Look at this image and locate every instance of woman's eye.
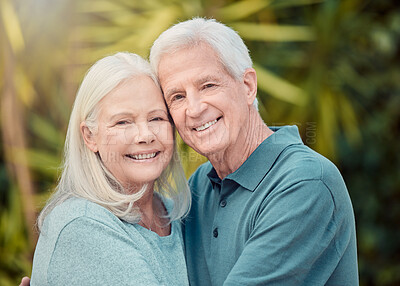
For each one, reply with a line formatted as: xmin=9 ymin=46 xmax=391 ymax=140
xmin=151 ymin=117 xmax=164 ymax=122
xmin=116 ymin=120 xmax=129 ymax=125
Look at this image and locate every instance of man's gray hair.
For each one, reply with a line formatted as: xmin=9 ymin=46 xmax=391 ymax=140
xmin=150 ymin=17 xmax=258 ymax=109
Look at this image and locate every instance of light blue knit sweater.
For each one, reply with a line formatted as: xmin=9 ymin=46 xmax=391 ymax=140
xmin=31 ymin=197 xmax=189 ymax=285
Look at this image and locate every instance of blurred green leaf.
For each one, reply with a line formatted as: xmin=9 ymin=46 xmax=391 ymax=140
xmin=0 ymin=0 xmax=24 ymax=53
xmin=217 ymin=0 xmax=271 ymax=21
xmin=232 ymin=23 xmax=315 ymax=42
xmin=254 ymin=63 xmax=307 ymax=105
xmin=76 ymin=0 xmax=127 ymax=13
xmin=25 ymin=149 xmax=61 ymax=178
xmin=30 ymin=114 xmax=64 ymax=150
xmin=270 ymin=0 xmax=324 ymax=9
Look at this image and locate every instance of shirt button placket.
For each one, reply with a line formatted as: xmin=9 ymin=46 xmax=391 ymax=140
xmin=213 ymin=198 xmax=226 ymax=239
xmin=220 ymin=199 xmax=227 ymax=208
xmin=213 ymin=227 xmax=218 ymax=238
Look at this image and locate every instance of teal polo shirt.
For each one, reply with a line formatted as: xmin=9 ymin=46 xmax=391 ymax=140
xmin=184 ymin=125 xmax=358 ymax=286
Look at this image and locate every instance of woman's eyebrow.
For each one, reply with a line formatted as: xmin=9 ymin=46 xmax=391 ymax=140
xmin=108 ymin=112 xmax=133 ymax=121
xmin=148 ymin=109 xmax=168 ymax=116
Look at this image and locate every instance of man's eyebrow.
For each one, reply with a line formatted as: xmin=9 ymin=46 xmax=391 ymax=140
xmin=194 ymin=75 xmax=219 ymax=86
xmin=164 ymin=76 xmax=220 ymax=99
xmin=164 ymin=88 xmax=183 ymax=99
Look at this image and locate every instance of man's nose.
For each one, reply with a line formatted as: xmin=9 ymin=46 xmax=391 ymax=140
xmin=186 ymin=92 xmax=206 ymax=118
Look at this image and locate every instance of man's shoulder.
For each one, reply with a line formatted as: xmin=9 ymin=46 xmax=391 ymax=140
xmin=189 ymin=161 xmax=213 ymax=184
xmin=275 ymin=144 xmax=342 ymax=182
xmin=261 ymin=144 xmax=350 ymax=207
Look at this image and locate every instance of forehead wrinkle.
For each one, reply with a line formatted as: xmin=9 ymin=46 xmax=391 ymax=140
xmin=149 ymin=109 xmax=168 ymax=116
xmin=107 ymin=106 xmax=168 ymax=119
xmin=107 ymin=111 xmax=135 ymax=121
xmin=194 ymin=75 xmax=220 ymax=86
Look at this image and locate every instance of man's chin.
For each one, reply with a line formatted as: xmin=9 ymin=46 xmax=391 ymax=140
xmin=183 ymin=135 xmax=227 ymax=157
xmin=192 ymin=145 xmax=223 ymax=158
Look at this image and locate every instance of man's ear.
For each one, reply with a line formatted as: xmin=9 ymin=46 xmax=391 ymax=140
xmin=80 ymin=122 xmax=98 ymax=152
xmin=242 ymin=68 xmax=258 ymax=106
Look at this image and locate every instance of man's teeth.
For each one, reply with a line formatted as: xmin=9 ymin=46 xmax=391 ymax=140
xmin=131 ymin=152 xmax=157 ymax=160
xmin=195 ymin=119 xmax=218 ymax=131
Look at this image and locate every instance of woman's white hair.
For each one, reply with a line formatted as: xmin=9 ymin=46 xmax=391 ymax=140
xmin=150 ymin=17 xmax=258 ymax=109
xmin=37 ymin=52 xmax=191 ymax=230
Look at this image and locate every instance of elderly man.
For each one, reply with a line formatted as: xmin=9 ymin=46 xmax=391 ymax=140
xmin=150 ymin=18 xmax=358 ymax=285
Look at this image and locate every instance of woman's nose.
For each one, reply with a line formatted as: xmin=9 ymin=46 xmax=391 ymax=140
xmin=135 ymin=123 xmax=156 ymax=144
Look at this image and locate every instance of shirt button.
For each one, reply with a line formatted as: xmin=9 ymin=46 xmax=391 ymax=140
xmin=220 ymin=199 xmax=227 ymax=208
xmin=213 ymin=228 xmax=218 ymax=238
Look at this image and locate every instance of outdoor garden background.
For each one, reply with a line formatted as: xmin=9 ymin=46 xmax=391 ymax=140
xmin=0 ymin=0 xmax=399 ymax=285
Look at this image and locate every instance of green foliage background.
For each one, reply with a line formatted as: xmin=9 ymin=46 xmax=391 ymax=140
xmin=0 ymin=0 xmax=399 ymax=285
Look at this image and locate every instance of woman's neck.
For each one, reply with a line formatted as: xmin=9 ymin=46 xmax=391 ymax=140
xmin=137 ymin=191 xmax=171 ymax=236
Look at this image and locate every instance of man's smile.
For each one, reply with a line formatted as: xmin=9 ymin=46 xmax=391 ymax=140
xmin=193 ymin=117 xmax=222 ymax=132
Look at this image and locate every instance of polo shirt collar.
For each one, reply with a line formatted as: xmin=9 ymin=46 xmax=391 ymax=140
xmin=207 ymin=125 xmax=304 ymax=191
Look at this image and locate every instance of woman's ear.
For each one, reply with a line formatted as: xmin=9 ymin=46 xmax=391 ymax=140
xmin=242 ymin=68 xmax=258 ymax=106
xmin=80 ymin=122 xmax=98 ymax=152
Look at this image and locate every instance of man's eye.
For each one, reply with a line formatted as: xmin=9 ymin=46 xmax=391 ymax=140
xmin=203 ymin=83 xmax=215 ymax=89
xmin=171 ymin=94 xmax=184 ymax=102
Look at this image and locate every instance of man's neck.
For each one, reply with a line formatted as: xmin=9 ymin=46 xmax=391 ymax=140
xmin=208 ymin=110 xmax=273 ymax=179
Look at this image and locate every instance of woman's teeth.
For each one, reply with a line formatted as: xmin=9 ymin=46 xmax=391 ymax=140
xmin=130 ymin=152 xmax=157 ymax=160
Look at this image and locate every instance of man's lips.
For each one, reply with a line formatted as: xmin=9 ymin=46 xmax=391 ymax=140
xmin=193 ymin=117 xmax=222 ymax=131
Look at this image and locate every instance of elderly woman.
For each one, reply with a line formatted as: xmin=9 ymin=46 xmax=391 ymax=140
xmin=30 ymin=52 xmax=191 ymax=285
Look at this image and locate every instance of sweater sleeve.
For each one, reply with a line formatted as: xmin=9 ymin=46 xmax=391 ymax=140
xmin=47 ymin=216 xmax=160 ymax=285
